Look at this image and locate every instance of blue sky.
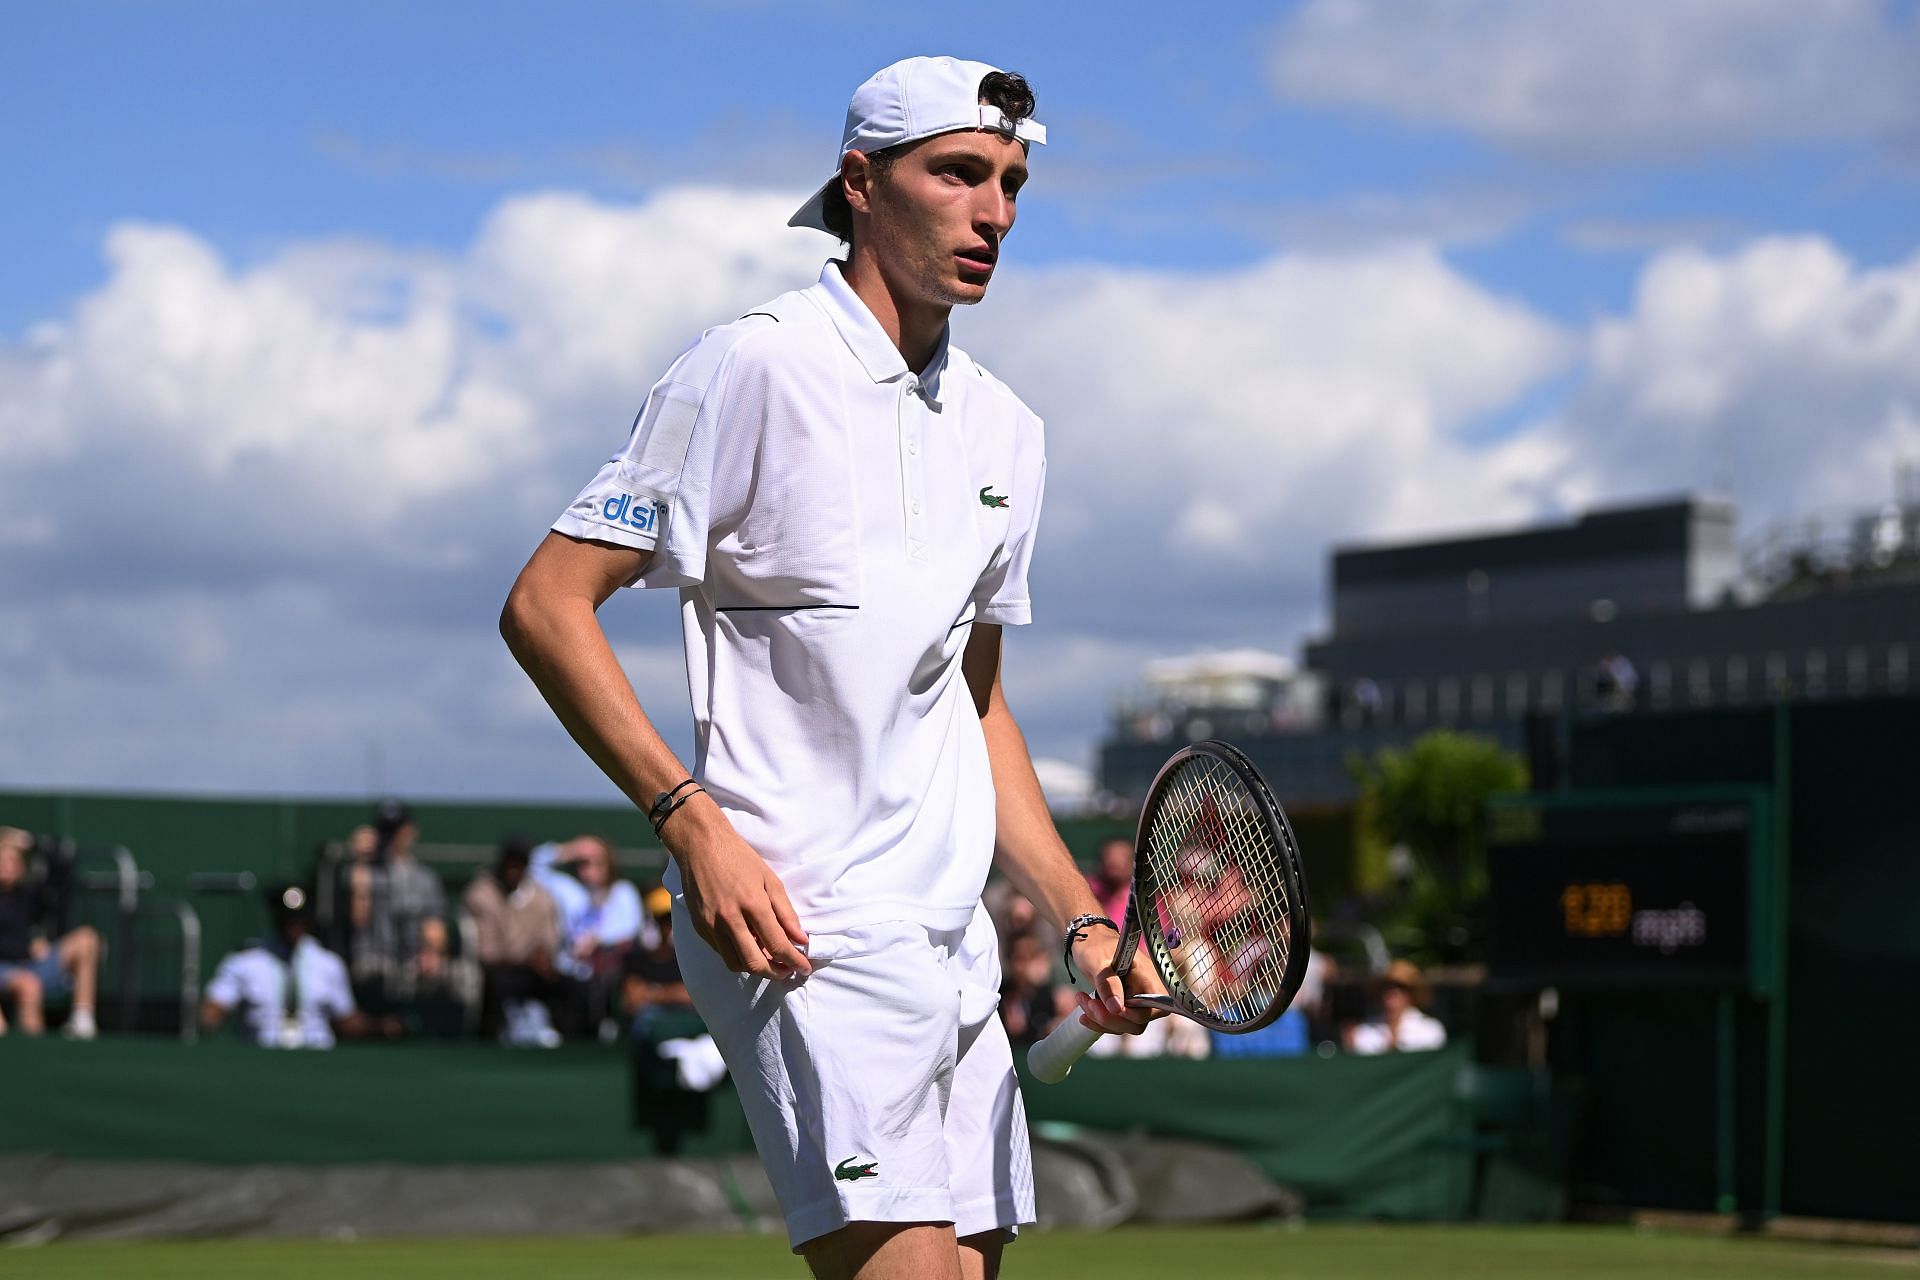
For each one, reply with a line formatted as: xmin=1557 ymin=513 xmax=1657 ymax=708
xmin=11 ymin=1 xmax=1916 ymax=333
xmin=4 ymin=1 xmax=1920 ymax=803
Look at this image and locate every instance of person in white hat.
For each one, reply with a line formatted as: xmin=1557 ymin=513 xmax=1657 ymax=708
xmin=502 ymin=55 xmax=1158 ymax=1278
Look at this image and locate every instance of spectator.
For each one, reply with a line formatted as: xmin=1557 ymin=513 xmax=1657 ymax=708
xmin=532 ymin=835 xmax=644 ymax=1031
xmin=1345 ymin=959 xmax=1447 ymax=1055
xmin=1086 ymin=835 xmax=1132 ymax=927
xmin=981 ymin=879 xmax=1060 ymax=974
xmin=623 ymin=887 xmax=714 ymax=1155
xmin=201 ymin=885 xmax=400 ymax=1048
xmin=464 ymin=839 xmax=570 ymax=1047
xmin=351 ymin=801 xmax=450 ymax=1003
xmin=334 ymin=823 xmax=380 ymax=956
xmin=622 ymin=886 xmax=694 ymax=1035
xmin=998 ymin=931 xmax=1075 ymax=1050
xmin=1595 ymin=652 xmax=1639 ymax=711
xmin=0 ymin=828 xmax=100 ymax=1040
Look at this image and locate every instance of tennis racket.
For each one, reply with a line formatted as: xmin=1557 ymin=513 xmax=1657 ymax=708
xmin=1028 ymin=739 xmax=1311 ymax=1084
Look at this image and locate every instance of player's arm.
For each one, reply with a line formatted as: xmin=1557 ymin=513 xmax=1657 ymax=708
xmin=500 ymin=532 xmax=810 ymax=980
xmin=962 ymin=623 xmax=1156 ymax=1036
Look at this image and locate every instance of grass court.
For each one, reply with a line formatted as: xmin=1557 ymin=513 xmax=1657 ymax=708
xmin=5 ymin=1225 xmax=1909 ymax=1279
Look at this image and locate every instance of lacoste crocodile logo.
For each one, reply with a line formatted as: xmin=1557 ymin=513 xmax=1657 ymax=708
xmin=834 ymin=1156 xmax=879 ymax=1182
xmin=979 ymin=486 xmax=1010 ymax=509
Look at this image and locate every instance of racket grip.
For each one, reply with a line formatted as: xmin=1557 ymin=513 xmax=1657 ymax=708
xmin=1027 ymin=1013 xmax=1104 ymax=1084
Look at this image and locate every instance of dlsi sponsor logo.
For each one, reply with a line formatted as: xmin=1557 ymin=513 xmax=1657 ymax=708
xmin=601 ymin=493 xmax=660 ymax=534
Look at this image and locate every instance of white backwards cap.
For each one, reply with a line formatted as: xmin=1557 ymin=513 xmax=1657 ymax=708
xmin=789 ymin=55 xmax=1047 ymax=233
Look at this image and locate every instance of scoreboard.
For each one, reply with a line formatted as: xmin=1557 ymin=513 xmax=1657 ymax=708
xmin=1486 ymin=789 xmax=1775 ymax=991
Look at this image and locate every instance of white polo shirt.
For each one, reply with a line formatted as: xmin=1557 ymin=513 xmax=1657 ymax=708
xmin=553 ymin=262 xmax=1046 ymax=932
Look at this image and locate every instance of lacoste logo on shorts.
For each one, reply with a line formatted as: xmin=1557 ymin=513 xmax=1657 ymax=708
xmin=834 ymin=1155 xmax=880 ymax=1182
xmin=978 ymin=486 xmax=1010 ymax=509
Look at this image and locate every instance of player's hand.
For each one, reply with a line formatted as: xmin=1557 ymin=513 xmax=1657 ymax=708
xmin=1068 ymin=927 xmax=1165 ymax=1037
xmin=668 ymin=798 xmax=811 ymax=981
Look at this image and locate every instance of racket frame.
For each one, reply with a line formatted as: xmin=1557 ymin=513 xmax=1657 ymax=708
xmin=1028 ymin=740 xmax=1312 ymax=1083
xmin=1127 ymin=738 xmax=1312 ymax=1033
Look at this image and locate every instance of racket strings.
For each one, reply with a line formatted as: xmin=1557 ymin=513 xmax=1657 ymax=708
xmin=1140 ymin=755 xmax=1300 ymax=1026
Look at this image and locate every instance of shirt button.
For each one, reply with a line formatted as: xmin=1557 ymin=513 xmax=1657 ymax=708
xmin=908 ymin=441 xmax=919 ymax=455
xmin=911 ymin=502 xmax=921 ymax=515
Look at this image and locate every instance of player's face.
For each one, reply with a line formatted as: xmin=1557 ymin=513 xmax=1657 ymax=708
xmin=861 ymin=129 xmax=1028 ymax=308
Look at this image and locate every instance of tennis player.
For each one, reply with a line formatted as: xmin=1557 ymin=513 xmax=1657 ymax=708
xmin=502 ymin=56 xmax=1157 ymax=1279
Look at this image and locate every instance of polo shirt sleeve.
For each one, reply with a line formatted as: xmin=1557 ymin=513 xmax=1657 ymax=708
xmin=973 ymin=416 xmax=1047 ymax=626
xmin=550 ymin=325 xmax=761 ymax=591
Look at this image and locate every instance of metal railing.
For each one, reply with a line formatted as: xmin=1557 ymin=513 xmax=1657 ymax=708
xmin=70 ymin=842 xmax=148 ymax=1033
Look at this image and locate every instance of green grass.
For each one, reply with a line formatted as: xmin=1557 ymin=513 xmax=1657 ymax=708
xmin=2 ymin=1226 xmax=1909 ymax=1279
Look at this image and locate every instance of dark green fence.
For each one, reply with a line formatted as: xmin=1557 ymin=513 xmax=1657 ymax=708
xmin=1553 ymin=695 xmax=1920 ymax=1225
xmin=0 ymin=788 xmax=1351 ymax=1031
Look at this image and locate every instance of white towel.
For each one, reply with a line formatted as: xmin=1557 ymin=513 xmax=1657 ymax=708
xmin=658 ymin=1034 xmax=729 ymax=1091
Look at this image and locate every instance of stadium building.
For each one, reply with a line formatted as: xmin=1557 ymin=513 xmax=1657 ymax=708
xmin=1099 ymin=485 xmax=1920 ymax=806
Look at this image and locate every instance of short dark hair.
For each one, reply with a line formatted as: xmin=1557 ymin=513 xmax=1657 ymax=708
xmin=821 ymin=70 xmax=1037 ymax=245
xmin=496 ymin=837 xmax=533 ymax=874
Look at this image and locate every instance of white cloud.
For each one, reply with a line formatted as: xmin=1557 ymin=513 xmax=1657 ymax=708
xmin=4 ymin=189 xmax=1908 ymax=799
xmin=1534 ymin=236 xmax=1920 ymax=520
xmin=1031 ymin=757 xmax=1096 ymax=813
xmin=974 ymin=245 xmax=1572 ymax=566
xmin=1269 ymin=0 xmax=1920 ymax=159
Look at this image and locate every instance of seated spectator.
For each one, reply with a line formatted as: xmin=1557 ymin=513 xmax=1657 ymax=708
xmin=0 ymin=827 xmax=101 ymax=1040
xmin=332 ymin=823 xmax=380 ymax=956
xmin=201 ymin=885 xmax=401 ymax=1048
xmin=622 ymin=886 xmax=693 ymax=1033
xmin=465 ymin=839 xmax=572 ymax=1047
xmin=1086 ymin=835 xmax=1132 ymax=926
xmin=982 ymin=880 xmax=1061 ymax=974
xmin=532 ymin=835 xmax=644 ymax=1031
xmin=1345 ymin=959 xmax=1447 ymax=1055
xmin=349 ymin=802 xmax=451 ymax=1004
xmin=998 ymin=931 xmax=1075 ymax=1050
xmin=622 ymin=888 xmax=713 ymax=1155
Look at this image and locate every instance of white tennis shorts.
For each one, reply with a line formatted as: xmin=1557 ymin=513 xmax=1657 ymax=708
xmin=673 ymin=898 xmax=1036 ymax=1251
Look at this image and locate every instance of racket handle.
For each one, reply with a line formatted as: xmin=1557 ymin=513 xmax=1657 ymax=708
xmin=1027 ymin=1013 xmax=1104 ymax=1084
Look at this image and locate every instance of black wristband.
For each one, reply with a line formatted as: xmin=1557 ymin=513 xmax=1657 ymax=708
xmin=650 ymin=785 xmax=705 ymax=836
xmin=648 ymin=778 xmax=700 ymax=826
xmin=1062 ymin=913 xmax=1119 ymax=986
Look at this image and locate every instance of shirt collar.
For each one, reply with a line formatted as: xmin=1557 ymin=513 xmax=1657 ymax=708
xmin=817 ymin=261 xmax=950 ymax=404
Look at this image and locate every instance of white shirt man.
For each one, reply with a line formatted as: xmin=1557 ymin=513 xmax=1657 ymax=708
xmin=503 ymin=56 xmax=1159 ymax=1280
xmin=1348 ymin=1006 xmax=1448 ymax=1055
xmin=203 ymin=934 xmax=356 ymax=1050
xmin=530 ymin=838 xmax=646 ymax=979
